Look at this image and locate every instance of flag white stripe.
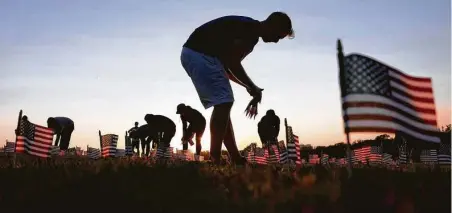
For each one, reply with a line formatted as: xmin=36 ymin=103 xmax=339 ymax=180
xmin=345 ymin=107 xmax=437 ymax=131
xmin=391 ymin=92 xmax=435 ymax=109
xmin=347 ymin=120 xmax=440 ymax=143
xmin=343 ymin=94 xmax=436 ymax=119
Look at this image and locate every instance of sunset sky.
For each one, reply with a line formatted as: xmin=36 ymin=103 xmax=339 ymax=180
xmin=0 ymin=0 xmax=450 ymax=152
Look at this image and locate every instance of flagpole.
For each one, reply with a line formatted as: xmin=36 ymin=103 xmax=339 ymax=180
xmin=337 ymin=39 xmax=353 ymax=178
xmin=98 ymin=130 xmax=102 ymax=158
xmin=284 ymin=118 xmax=289 ymax=150
xmin=284 ymin=118 xmax=291 ymax=165
xmin=14 ymin=110 xmax=23 ymax=148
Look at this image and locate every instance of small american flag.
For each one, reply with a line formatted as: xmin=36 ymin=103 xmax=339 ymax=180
xmin=4 ymin=142 xmax=15 ymax=153
xmin=254 ymin=147 xmax=267 ymax=165
xmin=49 ymin=145 xmax=61 ymax=156
xmin=266 ymin=145 xmax=280 ymax=164
xmin=420 ymin=149 xmax=438 ymax=164
xmin=398 ymin=136 xmax=408 ymax=164
xmin=337 ymin=158 xmax=346 ymax=166
xmin=66 ymin=147 xmax=77 ymax=156
xmin=286 ymin=127 xmax=296 ymax=160
xmin=354 ymin=146 xmax=382 ymax=164
xmin=278 ymin=141 xmax=288 ymax=164
xmin=340 ymin=53 xmax=439 ymax=143
xmin=101 ymin=134 xmax=118 ymax=157
xmin=115 ymin=149 xmax=126 ymax=157
xmin=178 ymin=150 xmax=193 ymax=161
xmin=125 ymin=135 xmax=133 ymax=156
xmin=382 ymin=153 xmax=393 ymax=165
xmin=438 ymin=142 xmax=451 ymax=165
xmin=309 ymin=154 xmax=320 ymax=164
xmin=286 ymin=126 xmax=301 ymax=165
xmin=16 ymin=119 xmax=54 ymax=158
xmin=328 ymin=157 xmax=336 ymax=165
xmin=87 ymin=147 xmax=101 ymax=159
xmin=321 ymin=154 xmax=329 ymax=165
xmin=156 ymin=146 xmax=173 ymax=159
xmin=247 ymin=150 xmax=256 ymax=164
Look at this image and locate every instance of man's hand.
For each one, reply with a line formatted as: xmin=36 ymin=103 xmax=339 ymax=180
xmin=244 ymin=86 xmax=263 ymax=119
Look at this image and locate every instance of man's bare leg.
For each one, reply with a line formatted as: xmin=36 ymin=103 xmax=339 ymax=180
xmin=195 ymin=136 xmax=202 ymax=155
xmin=223 ymin=117 xmax=245 ymax=164
xmin=210 ymin=102 xmax=233 ymax=164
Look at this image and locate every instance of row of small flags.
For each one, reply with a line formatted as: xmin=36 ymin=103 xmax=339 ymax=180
xmin=244 ymin=142 xmax=451 ymax=166
xmin=244 ymin=120 xmax=450 ymax=166
xmin=4 ymin=118 xmax=200 ymax=161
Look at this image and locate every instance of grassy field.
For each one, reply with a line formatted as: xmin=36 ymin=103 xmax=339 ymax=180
xmin=0 ymin=155 xmax=450 ymax=213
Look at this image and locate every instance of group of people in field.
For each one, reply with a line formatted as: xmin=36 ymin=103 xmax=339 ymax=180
xmin=29 ymin=12 xmax=294 ymax=165
xmin=126 ymin=105 xmax=281 ymax=159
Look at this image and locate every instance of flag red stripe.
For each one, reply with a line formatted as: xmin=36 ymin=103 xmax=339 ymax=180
xmin=390 ymin=77 xmax=433 ymax=93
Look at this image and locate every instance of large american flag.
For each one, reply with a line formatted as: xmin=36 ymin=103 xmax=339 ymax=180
xmin=101 ymin=134 xmax=118 ymax=157
xmin=340 ymin=54 xmax=439 ymax=143
xmin=16 ymin=119 xmax=54 ymax=158
xmin=353 ymin=146 xmax=382 ymax=164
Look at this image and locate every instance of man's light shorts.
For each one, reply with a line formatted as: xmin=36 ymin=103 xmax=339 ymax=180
xmin=180 ymin=47 xmax=234 ymax=109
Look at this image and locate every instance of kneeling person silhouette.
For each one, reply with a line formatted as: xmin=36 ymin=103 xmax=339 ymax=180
xmin=177 ymin=103 xmax=206 ymax=155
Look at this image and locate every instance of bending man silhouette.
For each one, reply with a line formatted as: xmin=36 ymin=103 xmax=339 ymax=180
xmin=47 ymin=117 xmax=75 ymax=150
xmin=180 ymin=12 xmax=294 ymax=164
xmin=177 ymin=103 xmax=206 ymax=155
xmin=127 ymin=122 xmax=141 ymax=155
xmin=258 ymin=109 xmax=280 ymax=147
xmin=129 ymin=124 xmax=158 ymax=157
xmin=144 ymin=114 xmax=176 ymax=154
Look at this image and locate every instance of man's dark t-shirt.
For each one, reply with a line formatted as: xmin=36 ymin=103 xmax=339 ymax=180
xmin=183 ymin=16 xmax=260 ymax=61
xmin=181 ymin=106 xmax=206 ymax=129
xmin=149 ymin=115 xmax=176 ymax=133
xmin=54 ymin=117 xmax=74 ymax=128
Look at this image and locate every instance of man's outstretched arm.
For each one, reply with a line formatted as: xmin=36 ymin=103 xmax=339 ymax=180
xmin=223 ymin=58 xmax=260 ymax=93
xmin=226 ymin=69 xmax=248 ymax=88
xmin=222 ymin=39 xmax=261 ymax=92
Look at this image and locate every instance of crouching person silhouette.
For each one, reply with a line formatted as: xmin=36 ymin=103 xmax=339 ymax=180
xmin=144 ymin=114 xmax=176 ymax=159
xmin=47 ymin=117 xmax=75 ymax=151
